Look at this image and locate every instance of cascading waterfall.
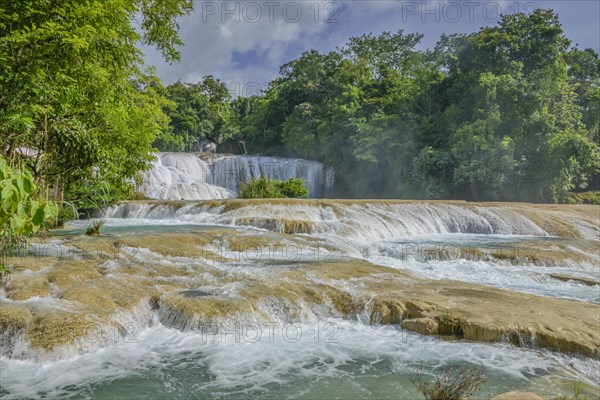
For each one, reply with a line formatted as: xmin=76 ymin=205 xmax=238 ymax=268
xmin=101 ymin=200 xmax=600 ymax=240
xmin=2 ymin=199 xmax=599 ymax=399
xmin=140 ymin=153 xmax=234 ymax=200
xmin=140 ymin=152 xmax=335 ymax=200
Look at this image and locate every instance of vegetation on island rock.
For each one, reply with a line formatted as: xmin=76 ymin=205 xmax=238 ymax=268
xmin=239 ymin=177 xmax=309 ymax=199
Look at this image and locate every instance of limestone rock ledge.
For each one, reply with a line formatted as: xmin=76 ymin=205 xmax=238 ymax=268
xmin=368 ymin=280 xmax=600 ymax=358
xmin=490 ymin=392 xmax=544 ymax=400
xmin=401 ymin=317 xmax=438 ymax=335
xmin=1 ymin=231 xmax=598 ymax=360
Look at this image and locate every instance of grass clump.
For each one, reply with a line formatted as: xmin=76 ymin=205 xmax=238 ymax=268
xmin=85 ymin=219 xmax=104 ymax=236
xmin=128 ymin=191 xmax=149 ymax=201
xmin=239 ymin=177 xmax=309 ymax=199
xmin=411 ymin=366 xmax=485 ymax=400
xmin=553 ymin=383 xmax=589 ymax=400
xmin=53 ymin=203 xmax=79 ymax=228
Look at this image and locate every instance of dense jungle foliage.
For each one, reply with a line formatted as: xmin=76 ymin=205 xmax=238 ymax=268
xmin=160 ymin=9 xmax=599 ymax=202
xmin=1 ymin=0 xmax=193 ymax=210
xmin=0 ymin=156 xmax=57 ymax=272
xmin=1 ymin=5 xmax=598 ymax=216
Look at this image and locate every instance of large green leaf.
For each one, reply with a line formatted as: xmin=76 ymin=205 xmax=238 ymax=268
xmin=22 ymin=175 xmax=33 ymax=194
xmin=1 ymin=185 xmax=14 ymax=212
xmin=32 ymin=206 xmax=46 ymax=226
xmin=10 ymin=214 xmax=25 ymax=232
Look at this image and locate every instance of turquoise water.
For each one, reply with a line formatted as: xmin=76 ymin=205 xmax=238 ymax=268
xmin=1 ymin=217 xmax=598 ymax=399
xmin=1 ymin=321 xmax=598 ymax=399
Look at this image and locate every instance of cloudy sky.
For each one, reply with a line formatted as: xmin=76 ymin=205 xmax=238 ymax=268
xmin=143 ymin=1 xmax=600 ymax=96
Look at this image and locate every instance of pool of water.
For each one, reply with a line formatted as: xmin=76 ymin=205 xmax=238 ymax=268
xmin=1 ymin=320 xmax=598 ymax=399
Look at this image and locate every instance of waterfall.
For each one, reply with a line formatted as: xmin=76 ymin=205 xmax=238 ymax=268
xmin=102 ymin=200 xmax=600 ymax=241
xmin=140 ymin=153 xmax=334 ymax=200
xmin=4 ymin=198 xmax=599 ymax=396
xmin=140 ymin=153 xmax=234 ymax=200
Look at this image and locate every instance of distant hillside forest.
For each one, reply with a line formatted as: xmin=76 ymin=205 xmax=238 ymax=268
xmin=2 ymin=4 xmax=599 ymax=207
xmin=157 ymin=10 xmax=599 ymax=202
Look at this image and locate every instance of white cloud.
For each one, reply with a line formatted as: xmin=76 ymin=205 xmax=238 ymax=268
xmin=145 ymin=1 xmax=339 ymax=86
xmin=144 ymin=0 xmax=600 ymax=87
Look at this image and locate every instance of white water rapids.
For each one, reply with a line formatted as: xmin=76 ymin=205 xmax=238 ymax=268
xmin=99 ymin=200 xmax=600 ymax=303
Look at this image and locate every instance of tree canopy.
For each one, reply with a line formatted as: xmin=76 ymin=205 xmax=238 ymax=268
xmin=1 ymin=5 xmax=597 ymax=206
xmin=227 ymin=9 xmax=599 ymax=202
xmin=0 ymin=0 xmax=193 ymax=208
xmin=155 ymin=77 xmax=240 ymax=151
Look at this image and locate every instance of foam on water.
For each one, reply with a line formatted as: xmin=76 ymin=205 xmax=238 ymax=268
xmin=371 ymin=255 xmax=600 ymax=302
xmin=101 ymin=200 xmax=600 ymax=240
xmin=0 ymin=295 xmax=79 ymax=313
xmin=1 ymin=320 xmax=597 ymax=399
xmin=363 ymin=234 xmax=600 ymax=303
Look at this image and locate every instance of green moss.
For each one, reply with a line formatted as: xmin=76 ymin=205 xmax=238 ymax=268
xmin=436 ymin=311 xmax=464 ymax=337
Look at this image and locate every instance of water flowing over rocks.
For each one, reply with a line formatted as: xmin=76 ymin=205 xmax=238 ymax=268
xmin=1 ymin=200 xmax=599 ymax=398
xmin=140 ymin=153 xmax=334 ymax=200
xmin=103 ymin=199 xmax=600 ymax=240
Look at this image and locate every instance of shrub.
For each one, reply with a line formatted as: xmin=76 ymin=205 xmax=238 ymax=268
xmin=239 ymin=177 xmax=309 ymax=198
xmin=275 ymin=178 xmax=309 ymax=198
xmin=0 ymin=156 xmax=57 ymax=272
xmin=411 ymin=366 xmax=485 ymax=400
xmin=564 ymin=191 xmax=600 ymax=205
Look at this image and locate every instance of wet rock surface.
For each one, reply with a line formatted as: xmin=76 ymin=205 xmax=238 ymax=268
xmin=490 ymin=391 xmax=545 ymax=400
xmin=1 ymin=201 xmax=599 ymax=363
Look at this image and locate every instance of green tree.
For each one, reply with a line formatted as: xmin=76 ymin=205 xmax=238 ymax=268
xmin=430 ymin=9 xmax=598 ymax=201
xmin=565 ymin=48 xmax=600 ymax=142
xmin=0 ymin=0 xmax=193 ymax=209
xmin=232 ymin=9 xmax=600 ymax=202
xmin=159 ymin=77 xmax=240 ymax=151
